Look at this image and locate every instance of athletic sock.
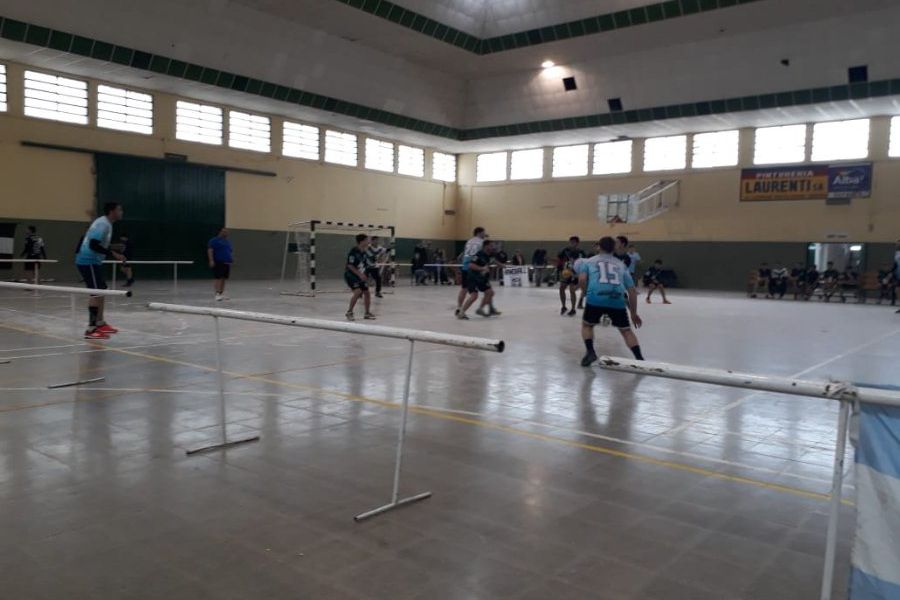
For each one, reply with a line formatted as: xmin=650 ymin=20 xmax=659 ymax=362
xmin=583 ymin=339 xmax=595 ymax=354
xmin=88 ymin=306 xmax=99 ymax=327
xmin=630 ymin=345 xmax=644 ymax=360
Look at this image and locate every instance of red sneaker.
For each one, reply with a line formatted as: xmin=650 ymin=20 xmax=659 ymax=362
xmin=96 ymin=323 xmax=119 ymax=334
xmin=84 ymin=329 xmax=110 ymax=340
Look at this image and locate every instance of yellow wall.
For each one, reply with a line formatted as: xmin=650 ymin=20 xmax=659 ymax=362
xmin=0 ymin=61 xmax=458 ymax=239
xmin=457 ymin=120 xmax=900 ymax=243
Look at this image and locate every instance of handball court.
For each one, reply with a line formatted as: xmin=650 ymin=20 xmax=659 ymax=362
xmin=1 ymin=281 xmax=897 ymax=600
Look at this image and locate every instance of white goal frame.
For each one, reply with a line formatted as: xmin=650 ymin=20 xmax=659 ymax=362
xmin=279 ymin=220 xmax=396 ymax=296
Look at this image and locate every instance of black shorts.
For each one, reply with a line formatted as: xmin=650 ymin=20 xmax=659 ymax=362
xmin=460 ymin=270 xmax=469 ymax=288
xmin=466 ymin=276 xmax=491 ymax=294
xmin=583 ymin=304 xmax=631 ymax=329
xmin=213 ymin=262 xmax=231 ymax=279
xmin=77 ymin=264 xmax=107 ymax=290
xmin=345 ymin=273 xmax=368 ymax=290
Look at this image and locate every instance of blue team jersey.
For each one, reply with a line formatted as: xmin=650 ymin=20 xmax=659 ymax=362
xmin=208 ymin=237 xmax=233 ymax=263
xmin=75 ymin=217 xmax=112 ymax=266
xmin=577 ymin=254 xmax=634 ymax=309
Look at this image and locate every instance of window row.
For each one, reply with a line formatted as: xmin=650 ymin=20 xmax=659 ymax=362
xmin=477 ymin=118 xmax=897 ymax=182
xmin=0 ymin=66 xmax=457 ymax=182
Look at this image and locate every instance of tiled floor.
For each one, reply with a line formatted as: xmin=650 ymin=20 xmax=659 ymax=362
xmin=1 ymin=279 xmax=897 ymax=599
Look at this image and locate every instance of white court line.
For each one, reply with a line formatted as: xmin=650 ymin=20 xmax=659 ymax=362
xmin=660 ymin=327 xmax=900 ymax=436
xmin=0 ymin=305 xmax=174 ymax=340
xmin=0 ymin=385 xmax=834 ymax=487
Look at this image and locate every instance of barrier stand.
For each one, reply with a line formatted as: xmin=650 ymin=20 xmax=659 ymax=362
xmin=0 ymin=259 xmax=59 ymax=292
xmin=104 ymin=260 xmax=194 ymax=292
xmin=147 ymin=302 xmax=505 ymax=519
xmin=0 ymin=281 xmax=131 ymax=387
xmin=597 ymin=356 xmax=900 ymax=600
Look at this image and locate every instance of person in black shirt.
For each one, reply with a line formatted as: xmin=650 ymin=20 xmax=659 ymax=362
xmin=751 ymin=262 xmax=771 ymax=298
xmin=791 ymin=263 xmax=807 ymax=300
xmin=558 ymin=236 xmax=585 ymax=316
xmin=803 ymin=266 xmax=820 ymax=301
xmin=613 ymin=236 xmax=633 ymax=270
xmin=838 ymin=265 xmax=859 ymax=303
xmin=345 ymin=234 xmax=375 ymax=321
xmin=364 ymin=235 xmax=386 ymax=298
xmin=116 ymin=234 xmax=135 ymax=287
xmin=877 ymin=263 xmax=897 ymax=305
xmin=643 ymin=259 xmax=671 ymax=304
xmin=769 ymin=263 xmax=789 ymax=299
xmin=821 ymin=262 xmax=839 ymax=302
xmin=20 ymin=225 xmax=47 ymax=280
xmin=458 ymin=239 xmax=500 ymax=319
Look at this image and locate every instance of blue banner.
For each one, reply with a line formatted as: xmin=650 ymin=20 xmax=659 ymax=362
xmin=827 ymin=163 xmax=872 ymax=199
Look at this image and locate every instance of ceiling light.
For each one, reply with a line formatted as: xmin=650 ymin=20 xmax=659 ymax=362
xmin=541 ymin=60 xmax=555 ymax=69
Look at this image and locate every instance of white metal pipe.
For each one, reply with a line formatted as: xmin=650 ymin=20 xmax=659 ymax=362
xmin=392 ymin=340 xmax=415 ymax=503
xmin=212 ymin=316 xmax=228 ymax=446
xmin=0 ymin=282 xmax=131 ymax=298
xmin=102 ymin=260 xmax=194 ymax=265
xmin=820 ymin=400 xmax=850 ymax=600
xmin=598 ymin=356 xmax=900 ymax=407
xmin=148 ymin=303 xmax=505 ymax=352
xmin=0 ymin=259 xmax=59 ymax=263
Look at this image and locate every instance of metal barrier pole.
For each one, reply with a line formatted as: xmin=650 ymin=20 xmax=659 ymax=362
xmin=820 ymin=399 xmax=851 ymax=600
xmin=185 ymin=315 xmax=260 ymax=455
xmin=355 ymin=339 xmax=432 ymax=521
xmin=111 ymin=262 xmax=117 ymax=290
xmin=173 ymin=263 xmax=179 ymax=293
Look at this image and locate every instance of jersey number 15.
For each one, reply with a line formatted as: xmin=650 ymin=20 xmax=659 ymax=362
xmin=595 ymin=263 xmax=621 ymax=285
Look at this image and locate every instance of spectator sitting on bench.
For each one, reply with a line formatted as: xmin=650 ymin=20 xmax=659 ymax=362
xmin=877 ymin=263 xmax=896 ymax=305
xmin=803 ymin=265 xmax=820 ymax=301
xmin=769 ymin=262 xmax=789 ymax=299
xmin=838 ymin=264 xmax=859 ymax=303
xmin=751 ymin=262 xmax=771 ymax=298
xmin=821 ymin=262 xmax=840 ymax=302
xmin=791 ymin=263 xmax=807 ymax=300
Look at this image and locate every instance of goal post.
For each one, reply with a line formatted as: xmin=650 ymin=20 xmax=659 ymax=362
xmin=280 ymin=220 xmax=396 ymax=296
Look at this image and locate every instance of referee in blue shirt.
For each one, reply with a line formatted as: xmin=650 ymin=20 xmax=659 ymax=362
xmin=207 ymin=227 xmax=233 ymax=301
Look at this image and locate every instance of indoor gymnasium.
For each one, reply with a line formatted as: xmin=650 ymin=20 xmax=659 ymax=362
xmin=2 ymin=1 xmax=900 ymax=599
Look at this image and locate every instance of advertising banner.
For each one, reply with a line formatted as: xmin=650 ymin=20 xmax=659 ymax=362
xmin=740 ymin=163 xmax=872 ymax=201
xmin=502 ymin=266 xmax=527 ymax=287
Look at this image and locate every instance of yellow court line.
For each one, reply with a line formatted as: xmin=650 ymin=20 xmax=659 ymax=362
xmin=0 ymin=321 xmax=851 ymax=505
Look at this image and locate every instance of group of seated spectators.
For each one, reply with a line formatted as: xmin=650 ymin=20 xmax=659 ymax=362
xmin=750 ymin=260 xmax=898 ymax=304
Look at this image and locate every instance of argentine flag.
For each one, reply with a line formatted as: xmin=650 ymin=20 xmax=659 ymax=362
xmin=850 ymin=402 xmax=900 ymax=599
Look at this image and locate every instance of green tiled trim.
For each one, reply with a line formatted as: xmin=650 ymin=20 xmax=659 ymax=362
xmin=458 ymin=78 xmax=900 ymax=140
xmin=0 ymin=16 xmax=459 ymax=139
xmin=2 ymin=15 xmax=900 ymax=143
xmin=332 ymin=0 xmax=764 ymax=54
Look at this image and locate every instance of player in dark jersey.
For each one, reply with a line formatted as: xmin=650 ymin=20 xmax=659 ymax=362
xmin=458 ymin=239 xmax=500 ymax=319
xmin=643 ymin=259 xmax=671 ymax=304
xmin=345 ymin=234 xmax=375 ymax=321
xmin=364 ymin=235 xmax=386 ymax=298
xmin=769 ymin=263 xmax=789 ymax=299
xmin=557 ymin=236 xmax=585 ymax=316
xmin=613 ymin=236 xmax=633 ymax=271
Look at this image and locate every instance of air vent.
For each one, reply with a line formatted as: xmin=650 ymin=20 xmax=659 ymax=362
xmin=848 ymin=65 xmax=868 ymax=84
xmin=562 ymin=77 xmax=577 ymax=91
xmin=608 ymin=98 xmax=623 ymax=112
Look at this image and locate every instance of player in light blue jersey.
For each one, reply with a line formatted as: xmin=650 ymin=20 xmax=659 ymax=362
xmin=576 ymin=236 xmax=644 ymax=367
xmin=456 ymin=226 xmax=486 ymax=315
xmin=75 ymin=202 xmax=126 ymax=339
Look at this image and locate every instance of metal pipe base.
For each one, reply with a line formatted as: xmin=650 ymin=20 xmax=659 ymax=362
xmin=47 ymin=377 xmax=105 ymax=389
xmin=185 ymin=435 xmax=261 ymax=456
xmin=353 ymin=491 xmax=432 ymax=522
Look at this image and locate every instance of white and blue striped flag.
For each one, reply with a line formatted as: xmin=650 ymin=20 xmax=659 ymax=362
xmin=850 ymin=402 xmax=900 ymax=599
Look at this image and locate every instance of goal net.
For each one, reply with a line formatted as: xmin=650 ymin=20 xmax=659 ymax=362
xmin=280 ymin=220 xmax=396 ymax=296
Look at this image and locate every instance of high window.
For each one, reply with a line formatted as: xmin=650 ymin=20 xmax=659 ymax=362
xmin=753 ymin=124 xmax=806 ymax=165
xmin=432 ymin=152 xmax=457 ymax=182
xmin=175 ymin=100 xmax=223 ymax=145
xmin=324 ymin=130 xmax=358 ymax=166
xmin=476 ymin=152 xmax=508 ymax=182
xmin=592 ymin=140 xmax=632 ymax=175
xmin=228 ymin=110 xmax=271 ymax=153
xmin=691 ymin=130 xmax=739 ymax=168
xmin=282 ymin=122 xmax=320 ymax=160
xmin=510 ymin=148 xmax=544 ymax=180
xmin=811 ymin=119 xmax=870 ymax=161
xmin=643 ymin=135 xmax=687 ymax=171
xmin=97 ymin=85 xmax=153 ymax=135
xmin=24 ymin=70 xmax=88 ymax=125
xmin=552 ymin=144 xmax=589 ymax=178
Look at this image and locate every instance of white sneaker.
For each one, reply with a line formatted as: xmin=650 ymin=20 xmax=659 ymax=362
xmin=215 ymin=293 xmax=223 ymax=301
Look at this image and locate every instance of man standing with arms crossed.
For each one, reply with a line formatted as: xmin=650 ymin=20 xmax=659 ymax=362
xmin=345 ymin=234 xmax=376 ymax=321
xmin=208 ymin=227 xmax=232 ymax=301
xmin=456 ymin=227 xmax=486 ymax=315
xmin=577 ymin=236 xmax=644 ymax=367
xmin=365 ymin=235 xmax=386 ymax=298
xmin=75 ymin=203 xmax=126 ymax=340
